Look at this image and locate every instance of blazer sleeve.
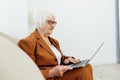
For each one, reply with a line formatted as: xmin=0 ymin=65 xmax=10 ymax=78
xmin=40 ymin=68 xmax=52 ymax=79
xmin=18 ymin=39 xmax=36 ymax=61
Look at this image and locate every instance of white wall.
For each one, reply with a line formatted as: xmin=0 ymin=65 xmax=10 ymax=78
xmin=0 ymin=0 xmax=28 ymax=38
xmin=0 ymin=0 xmax=3 ymax=31
xmin=29 ymin=0 xmax=117 ymax=65
xmin=0 ymin=0 xmax=117 ymax=65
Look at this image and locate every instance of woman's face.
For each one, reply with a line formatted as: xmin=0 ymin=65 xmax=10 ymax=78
xmin=43 ymin=16 xmax=57 ymax=35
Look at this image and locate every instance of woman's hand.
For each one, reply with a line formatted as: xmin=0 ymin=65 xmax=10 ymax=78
xmin=48 ymin=65 xmax=73 ymax=77
xmin=64 ymin=57 xmax=80 ymax=64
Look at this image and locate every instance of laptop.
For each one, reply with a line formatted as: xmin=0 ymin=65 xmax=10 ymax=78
xmin=65 ymin=42 xmax=104 ymax=68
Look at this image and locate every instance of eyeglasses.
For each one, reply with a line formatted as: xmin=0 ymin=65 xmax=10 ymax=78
xmin=47 ymin=20 xmax=57 ymax=26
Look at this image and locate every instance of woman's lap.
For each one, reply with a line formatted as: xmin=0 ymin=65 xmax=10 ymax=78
xmin=48 ymin=64 xmax=93 ymax=80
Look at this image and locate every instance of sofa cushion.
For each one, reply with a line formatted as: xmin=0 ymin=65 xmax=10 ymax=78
xmin=0 ymin=35 xmax=45 ymax=80
xmin=0 ymin=31 xmax=19 ymax=45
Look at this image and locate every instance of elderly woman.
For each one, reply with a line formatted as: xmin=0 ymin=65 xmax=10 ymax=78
xmin=18 ymin=11 xmax=93 ymax=80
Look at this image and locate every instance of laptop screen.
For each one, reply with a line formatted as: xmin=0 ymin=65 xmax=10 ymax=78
xmin=89 ymin=42 xmax=104 ymax=61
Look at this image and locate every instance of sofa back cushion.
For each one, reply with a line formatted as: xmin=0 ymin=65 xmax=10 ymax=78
xmin=0 ymin=34 xmax=45 ymax=80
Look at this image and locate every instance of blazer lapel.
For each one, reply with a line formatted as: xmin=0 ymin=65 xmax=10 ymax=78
xmin=33 ymin=29 xmax=56 ymax=57
xmin=49 ymin=37 xmax=61 ymax=53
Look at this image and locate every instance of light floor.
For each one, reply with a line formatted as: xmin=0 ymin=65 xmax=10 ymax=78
xmin=93 ymin=64 xmax=120 ymax=80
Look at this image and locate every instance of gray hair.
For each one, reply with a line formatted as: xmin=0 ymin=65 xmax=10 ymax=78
xmin=33 ymin=10 xmax=55 ymax=29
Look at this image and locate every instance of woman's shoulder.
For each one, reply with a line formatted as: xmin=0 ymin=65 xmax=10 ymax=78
xmin=49 ymin=36 xmax=58 ymax=42
xmin=19 ymin=32 xmax=37 ymax=45
xmin=49 ymin=36 xmax=60 ymax=46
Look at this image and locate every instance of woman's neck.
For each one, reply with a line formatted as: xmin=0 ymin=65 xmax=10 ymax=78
xmin=37 ymin=28 xmax=52 ymax=47
xmin=38 ymin=28 xmax=49 ymax=38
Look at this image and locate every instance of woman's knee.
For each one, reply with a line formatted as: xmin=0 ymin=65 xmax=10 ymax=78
xmin=76 ymin=66 xmax=93 ymax=80
xmin=86 ymin=64 xmax=93 ymax=73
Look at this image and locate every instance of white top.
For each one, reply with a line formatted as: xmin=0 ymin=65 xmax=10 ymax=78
xmin=51 ymin=45 xmax=62 ymax=64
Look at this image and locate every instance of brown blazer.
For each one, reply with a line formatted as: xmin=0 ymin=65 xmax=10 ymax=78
xmin=18 ymin=29 xmax=68 ymax=79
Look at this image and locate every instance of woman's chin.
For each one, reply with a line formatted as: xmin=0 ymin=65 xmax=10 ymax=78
xmin=48 ymin=31 xmax=52 ymax=35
